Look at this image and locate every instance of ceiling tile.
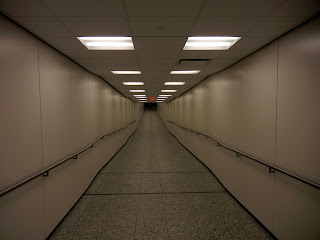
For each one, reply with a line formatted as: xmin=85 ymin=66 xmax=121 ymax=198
xmin=180 ymin=50 xmax=224 ymax=59
xmin=0 ymin=0 xmax=54 ymax=16
xmin=125 ymin=0 xmax=205 ymax=17
xmin=201 ymin=0 xmax=283 ymax=17
xmin=140 ymin=65 xmax=173 ymax=71
xmin=130 ymin=17 xmax=194 ymax=36
xmin=133 ymin=37 xmax=187 ymax=50
xmin=270 ymin=0 xmax=320 ymax=17
xmin=192 ymin=17 xmax=256 ymax=36
xmin=60 ymin=17 xmax=130 ymax=36
xmin=15 ymin=17 xmax=72 ymax=36
xmin=136 ymin=50 xmax=180 ymax=58
xmin=246 ymin=17 xmax=305 ymax=36
xmin=75 ymin=58 xmax=139 ymax=68
xmin=207 ymin=58 xmax=239 ymax=66
xmin=44 ymin=36 xmax=86 ymax=50
xmin=63 ymin=50 xmax=136 ymax=59
xmin=42 ymin=0 xmax=125 ymax=16
xmin=138 ymin=58 xmax=178 ymax=66
xmin=218 ymin=49 xmax=253 ymax=59
xmin=172 ymin=65 xmax=206 ymax=71
xmin=231 ymin=36 xmax=275 ymax=49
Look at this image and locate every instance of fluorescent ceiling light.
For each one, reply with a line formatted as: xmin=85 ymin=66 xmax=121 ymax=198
xmin=159 ymin=95 xmax=172 ymax=97
xmin=139 ymin=101 xmax=147 ymax=102
xmin=170 ymin=70 xmax=200 ymax=74
xmin=129 ymin=90 xmax=145 ymax=92
xmin=112 ymin=71 xmax=141 ymax=74
xmin=123 ymin=82 xmax=144 ymax=85
xmin=183 ymin=36 xmax=241 ymax=50
xmin=136 ymin=97 xmax=147 ymax=99
xmin=161 ymin=90 xmax=177 ymax=92
xmin=164 ymin=82 xmax=185 ymax=85
xmin=77 ymin=37 xmax=134 ymax=50
xmin=133 ymin=95 xmax=146 ymax=97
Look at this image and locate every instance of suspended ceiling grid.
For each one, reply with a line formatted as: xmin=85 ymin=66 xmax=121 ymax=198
xmin=1 ymin=0 xmax=319 ymax=102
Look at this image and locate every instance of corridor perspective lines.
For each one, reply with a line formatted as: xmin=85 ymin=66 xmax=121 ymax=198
xmin=49 ymin=112 xmax=274 ymax=240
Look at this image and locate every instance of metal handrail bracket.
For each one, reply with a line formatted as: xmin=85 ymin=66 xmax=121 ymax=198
xmin=0 ymin=120 xmax=136 ymax=197
xmin=166 ymin=120 xmax=320 ymax=190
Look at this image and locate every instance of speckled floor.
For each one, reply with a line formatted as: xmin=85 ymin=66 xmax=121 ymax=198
xmin=48 ymin=111 xmax=274 ymax=240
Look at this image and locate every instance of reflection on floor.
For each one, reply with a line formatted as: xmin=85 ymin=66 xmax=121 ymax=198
xmin=49 ymin=112 xmax=274 ymax=240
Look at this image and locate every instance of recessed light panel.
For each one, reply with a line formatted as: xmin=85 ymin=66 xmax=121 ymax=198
xmin=129 ymin=90 xmax=145 ymax=92
xmin=170 ymin=70 xmax=200 ymax=74
xmin=164 ymin=82 xmax=185 ymax=85
xmin=133 ymin=95 xmax=146 ymax=97
xmin=161 ymin=90 xmax=177 ymax=92
xmin=112 ymin=71 xmax=141 ymax=74
xmin=159 ymin=95 xmax=172 ymax=97
xmin=183 ymin=36 xmax=241 ymax=50
xmin=123 ymin=82 xmax=144 ymax=85
xmin=77 ymin=37 xmax=134 ymax=50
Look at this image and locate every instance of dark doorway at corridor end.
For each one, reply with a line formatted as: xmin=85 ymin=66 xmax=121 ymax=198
xmin=144 ymin=103 xmax=157 ymax=111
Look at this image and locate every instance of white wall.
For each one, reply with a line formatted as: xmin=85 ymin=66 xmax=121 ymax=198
xmin=159 ymin=16 xmax=320 ymax=240
xmin=0 ymin=15 xmax=143 ymax=239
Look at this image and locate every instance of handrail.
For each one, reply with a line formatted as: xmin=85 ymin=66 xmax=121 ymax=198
xmin=0 ymin=120 xmax=137 ymax=197
xmin=167 ymin=120 xmax=320 ymax=190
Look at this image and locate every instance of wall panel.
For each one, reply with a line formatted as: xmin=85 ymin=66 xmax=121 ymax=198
xmin=240 ymin=42 xmax=278 ymax=164
xmin=39 ymin=41 xmax=73 ymax=168
xmin=0 ymin=15 xmax=143 ymax=239
xmin=0 ymin=16 xmax=43 ymax=189
xmin=160 ymin=15 xmax=320 ymax=239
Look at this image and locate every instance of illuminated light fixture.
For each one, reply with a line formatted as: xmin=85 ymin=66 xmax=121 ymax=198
xmin=161 ymin=90 xmax=177 ymax=92
xmin=170 ymin=70 xmax=200 ymax=74
xmin=183 ymin=36 xmax=241 ymax=50
xmin=112 ymin=71 xmax=141 ymax=74
xmin=164 ymin=82 xmax=185 ymax=85
xmin=136 ymin=97 xmax=147 ymax=99
xmin=123 ymin=82 xmax=144 ymax=85
xmin=133 ymin=95 xmax=146 ymax=97
xmin=129 ymin=90 xmax=145 ymax=92
xmin=77 ymin=37 xmax=134 ymax=50
xmin=159 ymin=95 xmax=172 ymax=97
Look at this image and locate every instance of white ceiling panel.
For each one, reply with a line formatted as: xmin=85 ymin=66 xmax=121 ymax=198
xmin=217 ymin=49 xmax=253 ymax=59
xmin=201 ymin=0 xmax=283 ymax=17
xmin=125 ymin=0 xmax=205 ymax=17
xmin=133 ymin=37 xmax=187 ymax=49
xmin=2 ymin=0 xmax=317 ymax=102
xmin=231 ymin=36 xmax=275 ymax=49
xmin=172 ymin=65 xmax=207 ymax=71
xmin=63 ymin=50 xmax=136 ymax=59
xmin=0 ymin=0 xmax=53 ymax=17
xmin=138 ymin=58 xmax=178 ymax=66
xmin=207 ymin=58 xmax=240 ymax=66
xmin=270 ymin=0 xmax=320 ymax=17
xmin=140 ymin=65 xmax=173 ymax=71
xmin=42 ymin=0 xmax=125 ymax=17
xmin=192 ymin=17 xmax=256 ymax=36
xmin=136 ymin=50 xmax=180 ymax=58
xmin=245 ymin=17 xmax=305 ymax=37
xmin=15 ymin=17 xmax=72 ymax=36
xmin=129 ymin=17 xmax=194 ymax=36
xmin=44 ymin=36 xmax=86 ymax=50
xmin=180 ymin=50 xmax=225 ymax=59
xmin=74 ymin=58 xmax=138 ymax=67
xmin=60 ymin=17 xmax=130 ymax=36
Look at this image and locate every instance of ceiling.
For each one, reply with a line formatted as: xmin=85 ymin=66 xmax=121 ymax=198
xmin=1 ymin=0 xmax=319 ymax=102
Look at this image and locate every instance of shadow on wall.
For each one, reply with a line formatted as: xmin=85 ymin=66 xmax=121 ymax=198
xmin=144 ymin=103 xmax=157 ymax=111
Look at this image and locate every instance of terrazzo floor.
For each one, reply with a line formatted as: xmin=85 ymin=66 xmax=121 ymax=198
xmin=49 ymin=111 xmax=274 ymax=240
